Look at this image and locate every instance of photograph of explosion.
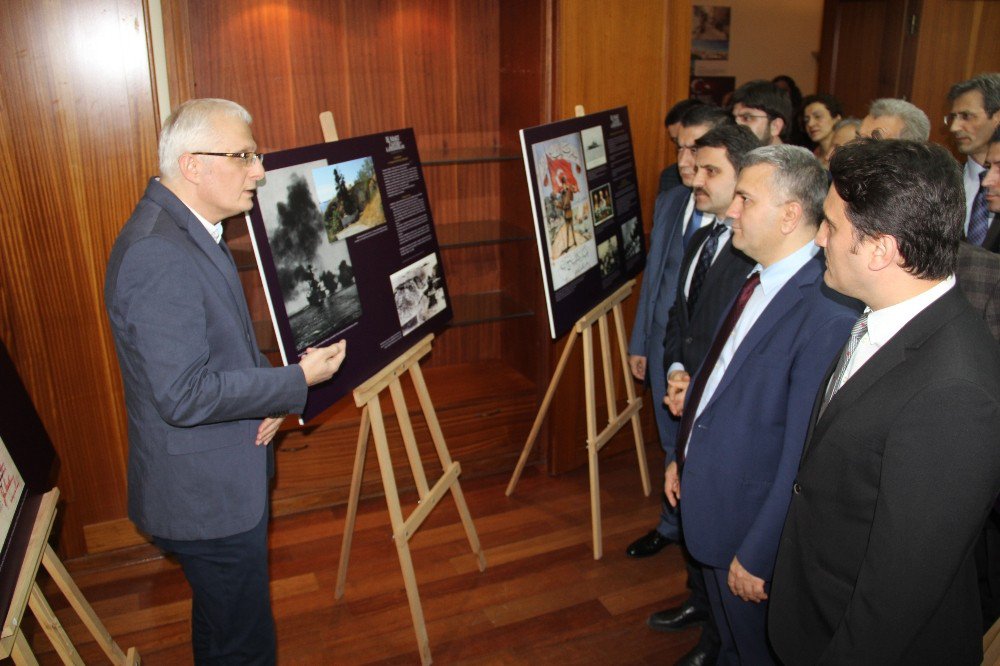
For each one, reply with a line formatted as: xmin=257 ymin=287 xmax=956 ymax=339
xmin=254 ymin=160 xmax=362 ymax=353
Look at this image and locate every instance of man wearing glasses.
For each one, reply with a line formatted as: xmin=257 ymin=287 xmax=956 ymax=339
xmin=105 ymin=98 xmax=347 ymax=664
xmin=729 ymin=80 xmax=792 ymax=147
xmin=946 ymin=73 xmax=1000 ymax=251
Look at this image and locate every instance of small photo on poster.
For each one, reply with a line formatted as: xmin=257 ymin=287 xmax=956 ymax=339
xmin=622 ymin=216 xmax=643 ymax=260
xmin=590 ymin=183 xmax=614 ymax=226
xmin=390 ymin=253 xmax=447 ymax=336
xmin=531 ymin=133 xmax=598 ymax=291
xmin=255 ymin=161 xmax=363 ymax=353
xmin=598 ymin=236 xmax=621 ymax=278
xmin=0 ymin=437 xmax=24 ymax=551
xmin=692 ymin=5 xmax=731 ymax=61
xmin=580 ymin=125 xmax=608 ymax=169
xmin=312 ymin=156 xmax=386 ymax=241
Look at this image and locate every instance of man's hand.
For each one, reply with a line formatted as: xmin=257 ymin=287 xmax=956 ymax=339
xmin=299 ymin=340 xmax=347 ymax=386
xmin=664 ymin=461 xmax=681 ymax=507
xmin=255 ymin=416 xmax=285 ymax=446
xmin=728 ymin=556 xmax=768 ymax=603
xmin=665 ymin=370 xmax=690 ymax=416
xmin=628 ymin=355 xmax=647 ymax=382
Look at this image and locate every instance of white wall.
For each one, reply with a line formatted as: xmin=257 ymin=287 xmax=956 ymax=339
xmin=694 ymin=0 xmax=825 ymax=95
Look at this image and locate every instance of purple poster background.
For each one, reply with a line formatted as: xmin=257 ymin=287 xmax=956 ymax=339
xmin=246 ymin=128 xmax=451 ymax=422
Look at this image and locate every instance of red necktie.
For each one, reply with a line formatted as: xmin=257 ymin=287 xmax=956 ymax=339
xmin=675 ymin=271 xmax=760 ymax=468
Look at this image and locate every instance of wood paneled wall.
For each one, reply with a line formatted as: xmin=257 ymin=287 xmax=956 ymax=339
xmin=0 ymin=0 xmax=159 ymax=557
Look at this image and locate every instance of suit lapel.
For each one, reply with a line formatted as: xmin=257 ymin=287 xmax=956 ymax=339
xmin=801 ymin=286 xmax=967 ymax=463
xmin=701 ymin=256 xmax=818 ymax=414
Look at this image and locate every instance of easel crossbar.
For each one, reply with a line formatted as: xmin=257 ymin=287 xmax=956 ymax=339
xmin=399 ymin=461 xmax=461 ymax=541
xmin=590 ymin=396 xmax=643 ymax=453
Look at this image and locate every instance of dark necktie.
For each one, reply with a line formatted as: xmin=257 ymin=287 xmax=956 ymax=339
xmin=687 ymin=222 xmax=727 ymax=314
xmin=819 ymin=312 xmax=869 ymax=414
xmin=968 ymin=170 xmax=990 ymax=246
xmin=683 ymin=208 xmax=703 ymax=249
xmin=675 ymin=271 xmax=760 ymax=467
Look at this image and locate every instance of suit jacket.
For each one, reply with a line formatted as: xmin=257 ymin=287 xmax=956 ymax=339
xmin=956 ymin=241 xmax=1000 ymax=341
xmin=983 ymin=216 xmax=1000 ymax=253
xmin=658 ymin=163 xmax=682 ymax=194
xmin=105 ymin=179 xmax=307 ymax=541
xmin=662 ymin=224 xmax=755 ymax=375
xmin=769 ymin=286 xmax=1000 ymax=665
xmin=679 ymin=252 xmax=859 ymax=577
xmin=628 ymin=184 xmax=690 ymax=368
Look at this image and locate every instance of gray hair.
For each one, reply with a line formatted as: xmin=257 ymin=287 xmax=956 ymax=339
xmin=740 ymin=144 xmax=828 ymax=227
xmin=948 ymin=73 xmax=1000 ymax=116
xmin=833 ymin=117 xmax=862 ymax=132
xmin=158 ymin=98 xmax=252 ymax=179
xmin=867 ymin=98 xmax=930 ymax=141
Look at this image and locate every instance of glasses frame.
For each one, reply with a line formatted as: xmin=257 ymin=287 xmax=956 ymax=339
xmin=190 ymin=151 xmax=264 ymax=167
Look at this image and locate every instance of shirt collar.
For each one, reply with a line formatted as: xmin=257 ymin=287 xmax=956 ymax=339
xmin=185 ymin=203 xmax=223 ymax=244
xmin=754 ymin=240 xmax=820 ymax=297
xmin=865 ymin=276 xmax=957 ymax=347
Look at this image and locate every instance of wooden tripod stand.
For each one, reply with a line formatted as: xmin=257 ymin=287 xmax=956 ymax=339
xmin=506 ymin=280 xmax=650 ymax=559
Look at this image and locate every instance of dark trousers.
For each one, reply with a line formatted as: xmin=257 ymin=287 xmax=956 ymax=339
xmin=703 ymin=566 xmax=776 ymax=666
xmin=977 ymin=511 xmax=1000 ymax=632
xmin=685 ymin=555 xmax=720 ymax=655
xmin=154 ymin=507 xmax=276 ymax=665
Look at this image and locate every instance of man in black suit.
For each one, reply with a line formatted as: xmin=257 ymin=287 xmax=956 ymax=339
xmin=982 ymin=125 xmax=1000 ymax=251
xmin=644 ymin=124 xmax=759 ymax=666
xmin=769 ymin=138 xmax=1000 ymax=665
xmin=946 ymin=73 xmax=1000 ymax=251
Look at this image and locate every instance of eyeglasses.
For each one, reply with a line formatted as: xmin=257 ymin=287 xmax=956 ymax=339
xmin=733 ymin=112 xmax=770 ymax=123
xmin=191 ymin=151 xmax=264 ymax=167
xmin=944 ymin=111 xmax=981 ymax=126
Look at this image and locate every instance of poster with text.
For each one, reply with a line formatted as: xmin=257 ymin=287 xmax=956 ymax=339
xmin=247 ymin=128 xmax=452 ymax=422
xmin=520 ymin=107 xmax=645 ymax=338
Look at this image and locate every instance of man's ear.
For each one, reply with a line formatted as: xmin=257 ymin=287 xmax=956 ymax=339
xmin=770 ymin=117 xmax=785 ymax=142
xmin=178 ymin=154 xmax=202 ymax=184
xmin=868 ymin=234 xmax=898 ymax=272
xmin=779 ymin=201 xmax=803 ymax=235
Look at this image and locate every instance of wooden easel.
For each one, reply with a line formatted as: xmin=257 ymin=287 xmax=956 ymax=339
xmin=317 ymin=113 xmax=484 ymax=664
xmin=506 ymin=280 xmax=650 ymax=559
xmin=0 ymin=489 xmax=140 ymax=665
xmin=333 ymin=334 xmax=485 ymax=665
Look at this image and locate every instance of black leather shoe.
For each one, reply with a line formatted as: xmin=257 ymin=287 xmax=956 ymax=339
xmin=647 ymin=603 xmax=711 ymax=632
xmin=626 ymin=529 xmax=675 ymax=558
xmin=674 ymin=644 xmax=714 ymax=666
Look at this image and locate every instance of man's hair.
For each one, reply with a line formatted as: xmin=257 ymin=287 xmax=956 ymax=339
xmin=771 ymin=75 xmax=803 ymax=109
xmin=694 ymin=124 xmax=761 ymax=171
xmin=829 ymin=138 xmax=962 ymax=279
xmin=800 ymin=93 xmax=844 ymax=120
xmin=948 ymin=73 xmax=1000 ymax=116
xmin=159 ymin=98 xmax=252 ymax=179
xmin=867 ymin=98 xmax=930 ymax=141
xmin=729 ymin=80 xmax=793 ymax=138
xmin=741 ymin=145 xmax=828 ymax=227
xmin=834 ymin=117 xmax=862 ymax=132
xmin=666 ymin=99 xmax=705 ymax=127
xmin=992 ymin=124 xmax=1000 ymax=145
xmin=679 ymin=103 xmax=731 ymax=130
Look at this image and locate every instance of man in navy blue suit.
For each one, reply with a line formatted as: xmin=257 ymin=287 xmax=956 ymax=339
xmin=665 ymin=145 xmax=858 ymax=664
xmin=626 ymin=104 xmax=731 ymax=559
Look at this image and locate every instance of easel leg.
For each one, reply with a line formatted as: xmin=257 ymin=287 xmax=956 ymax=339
xmin=410 ymin=364 xmax=486 ymax=572
xmin=582 ymin=325 xmax=602 ymax=560
xmin=28 ymin=581 xmax=84 ymax=665
xmin=336 ymin=405 xmax=371 ymax=600
xmin=368 ymin=399 xmax=432 ymax=666
xmin=11 ymin=630 xmax=38 ymax=666
xmin=506 ymin=328 xmax=579 ymax=496
xmin=42 ymin=543 xmax=129 ymax=663
xmin=613 ymin=303 xmax=650 ymax=495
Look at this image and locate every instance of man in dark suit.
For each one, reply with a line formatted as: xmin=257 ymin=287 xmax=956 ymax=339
xmin=664 ymin=143 xmax=858 ymax=664
xmin=643 ymin=125 xmax=758 ymax=666
xmin=769 ymin=139 xmax=1000 ymax=665
xmin=626 ymin=104 xmax=731 ymax=559
xmin=659 ymin=99 xmax=707 ymax=194
xmin=947 ymin=74 xmax=1000 ymax=251
xmin=105 ymin=98 xmax=347 ymax=664
xmin=982 ymin=125 xmax=1000 ymax=251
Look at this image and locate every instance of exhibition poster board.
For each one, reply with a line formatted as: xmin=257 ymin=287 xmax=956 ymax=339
xmin=520 ymin=107 xmax=646 ymax=338
xmin=0 ymin=340 xmax=57 ymax=627
xmin=247 ymin=128 xmax=452 ymax=422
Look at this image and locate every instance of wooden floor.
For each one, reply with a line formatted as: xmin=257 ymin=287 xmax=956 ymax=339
xmin=25 ymin=449 xmax=698 ymax=664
